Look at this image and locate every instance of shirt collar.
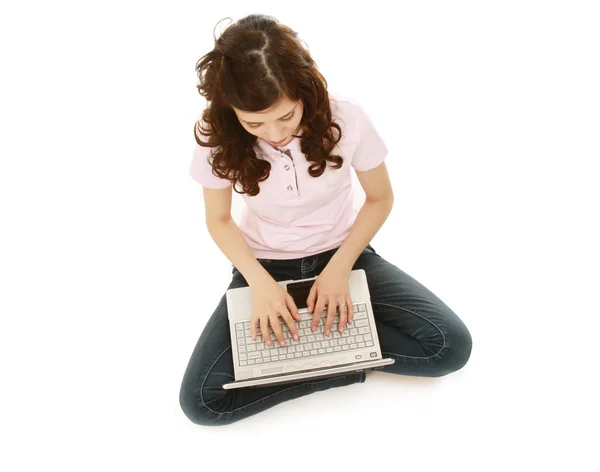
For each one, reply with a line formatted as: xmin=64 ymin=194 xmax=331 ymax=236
xmin=255 ymin=127 xmax=305 ymax=155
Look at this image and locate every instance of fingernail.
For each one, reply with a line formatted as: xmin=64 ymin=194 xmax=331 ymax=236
xmin=325 ymin=330 xmax=330 ymax=336
xmin=293 ymin=333 xmax=298 ymax=340
xmin=280 ymin=340 xmax=285 ymax=346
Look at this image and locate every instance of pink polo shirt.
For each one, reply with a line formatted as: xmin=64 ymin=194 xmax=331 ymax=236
xmin=189 ymin=90 xmax=388 ymax=260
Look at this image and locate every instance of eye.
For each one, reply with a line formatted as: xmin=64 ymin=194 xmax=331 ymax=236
xmin=247 ymin=111 xmax=295 ymax=129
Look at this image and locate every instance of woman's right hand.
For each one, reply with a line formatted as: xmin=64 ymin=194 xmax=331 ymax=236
xmin=249 ymin=277 xmax=301 ymax=347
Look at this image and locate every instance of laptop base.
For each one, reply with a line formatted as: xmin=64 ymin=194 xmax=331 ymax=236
xmin=222 ymin=357 xmax=395 ymax=390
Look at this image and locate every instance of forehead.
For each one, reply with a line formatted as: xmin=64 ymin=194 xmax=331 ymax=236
xmin=234 ymin=97 xmax=297 ymax=121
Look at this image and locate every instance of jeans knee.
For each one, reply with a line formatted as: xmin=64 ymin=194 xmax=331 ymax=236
xmin=179 ymin=388 xmax=232 ymax=427
xmin=433 ymin=325 xmax=473 ymax=377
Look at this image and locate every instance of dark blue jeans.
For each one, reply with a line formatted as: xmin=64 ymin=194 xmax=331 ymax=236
xmin=179 ymin=244 xmax=472 ymax=426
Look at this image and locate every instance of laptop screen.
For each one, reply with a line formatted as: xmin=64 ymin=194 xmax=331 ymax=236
xmin=286 ymin=279 xmax=315 ymax=310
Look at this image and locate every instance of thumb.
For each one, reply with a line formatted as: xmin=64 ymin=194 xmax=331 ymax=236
xmin=287 ymin=296 xmax=300 ymax=319
xmin=306 ymin=287 xmax=316 ymax=313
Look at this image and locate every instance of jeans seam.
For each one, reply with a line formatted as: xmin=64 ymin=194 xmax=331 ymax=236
xmin=199 ymin=345 xmax=232 ymax=411
xmin=199 ymin=345 xmax=360 ymax=416
xmin=371 ymin=301 xmax=447 ymax=359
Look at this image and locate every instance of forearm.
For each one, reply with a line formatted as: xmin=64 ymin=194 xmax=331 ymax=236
xmin=328 ymin=198 xmax=394 ymax=273
xmin=206 ymin=218 xmax=272 ymax=288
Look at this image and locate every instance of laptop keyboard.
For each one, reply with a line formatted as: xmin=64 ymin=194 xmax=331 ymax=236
xmin=235 ymin=302 xmax=375 ymax=366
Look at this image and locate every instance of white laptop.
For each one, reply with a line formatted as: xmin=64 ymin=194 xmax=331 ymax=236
xmin=222 ymin=269 xmax=394 ymax=390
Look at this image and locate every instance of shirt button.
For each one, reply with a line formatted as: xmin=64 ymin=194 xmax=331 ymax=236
xmin=287 ymin=185 xmax=293 ymax=191
xmin=284 ymin=165 xmax=290 ymax=170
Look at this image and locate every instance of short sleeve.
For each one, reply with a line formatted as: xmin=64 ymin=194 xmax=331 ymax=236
xmin=351 ymin=103 xmax=389 ymax=172
xmin=189 ymin=128 xmax=232 ymax=189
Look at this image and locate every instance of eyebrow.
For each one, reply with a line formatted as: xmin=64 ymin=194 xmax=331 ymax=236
xmin=242 ymin=105 xmax=296 ymax=125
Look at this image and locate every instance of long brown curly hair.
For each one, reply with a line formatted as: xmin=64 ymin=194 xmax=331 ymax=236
xmin=193 ymin=13 xmax=344 ymax=197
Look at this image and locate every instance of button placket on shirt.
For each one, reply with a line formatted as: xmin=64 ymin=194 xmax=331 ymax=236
xmin=280 ymin=148 xmax=299 ymax=196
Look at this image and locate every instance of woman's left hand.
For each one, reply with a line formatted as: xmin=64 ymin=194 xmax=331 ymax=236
xmin=306 ymin=264 xmax=354 ymax=336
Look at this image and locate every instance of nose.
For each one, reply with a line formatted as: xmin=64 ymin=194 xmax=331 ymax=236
xmin=265 ymin=125 xmax=287 ymax=142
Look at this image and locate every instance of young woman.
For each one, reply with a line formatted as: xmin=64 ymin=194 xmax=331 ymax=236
xmin=179 ymin=14 xmax=472 ymax=426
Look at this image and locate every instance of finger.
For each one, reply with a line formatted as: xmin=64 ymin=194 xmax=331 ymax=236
xmin=311 ymin=296 xmax=328 ymax=331
xmin=270 ymin=314 xmax=286 ymax=346
xmin=324 ymin=298 xmax=341 ymax=336
xmin=281 ymin=308 xmax=300 ymax=341
xmin=260 ymin=315 xmax=272 ymax=345
xmin=347 ymin=295 xmax=354 ymax=324
xmin=250 ymin=315 xmax=257 ymax=339
xmin=336 ymin=299 xmax=346 ymax=334
xmin=306 ymin=284 xmax=317 ymax=313
xmin=286 ymin=295 xmax=301 ymax=322
xmin=338 ymin=296 xmax=350 ymax=333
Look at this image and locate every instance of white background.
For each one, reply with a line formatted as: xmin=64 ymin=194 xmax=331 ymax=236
xmin=1 ymin=1 xmax=599 ymax=470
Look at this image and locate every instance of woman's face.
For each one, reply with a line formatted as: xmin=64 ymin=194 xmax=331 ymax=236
xmin=232 ymin=96 xmax=304 ymax=147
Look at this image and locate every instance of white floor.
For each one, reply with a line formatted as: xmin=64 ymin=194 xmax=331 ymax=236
xmin=3 ymin=2 xmax=599 ymax=469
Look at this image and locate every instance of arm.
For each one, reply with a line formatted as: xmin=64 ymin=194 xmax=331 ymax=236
xmin=327 ymin=198 xmax=394 ymax=273
xmin=207 ymin=217 xmax=272 ymax=289
xmin=327 ymin=162 xmax=395 ymax=273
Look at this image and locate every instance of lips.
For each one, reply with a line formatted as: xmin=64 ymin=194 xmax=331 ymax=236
xmin=269 ymin=137 xmax=287 ymax=145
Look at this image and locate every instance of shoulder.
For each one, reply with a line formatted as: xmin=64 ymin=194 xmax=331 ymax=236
xmin=328 ymin=90 xmax=365 ymax=115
